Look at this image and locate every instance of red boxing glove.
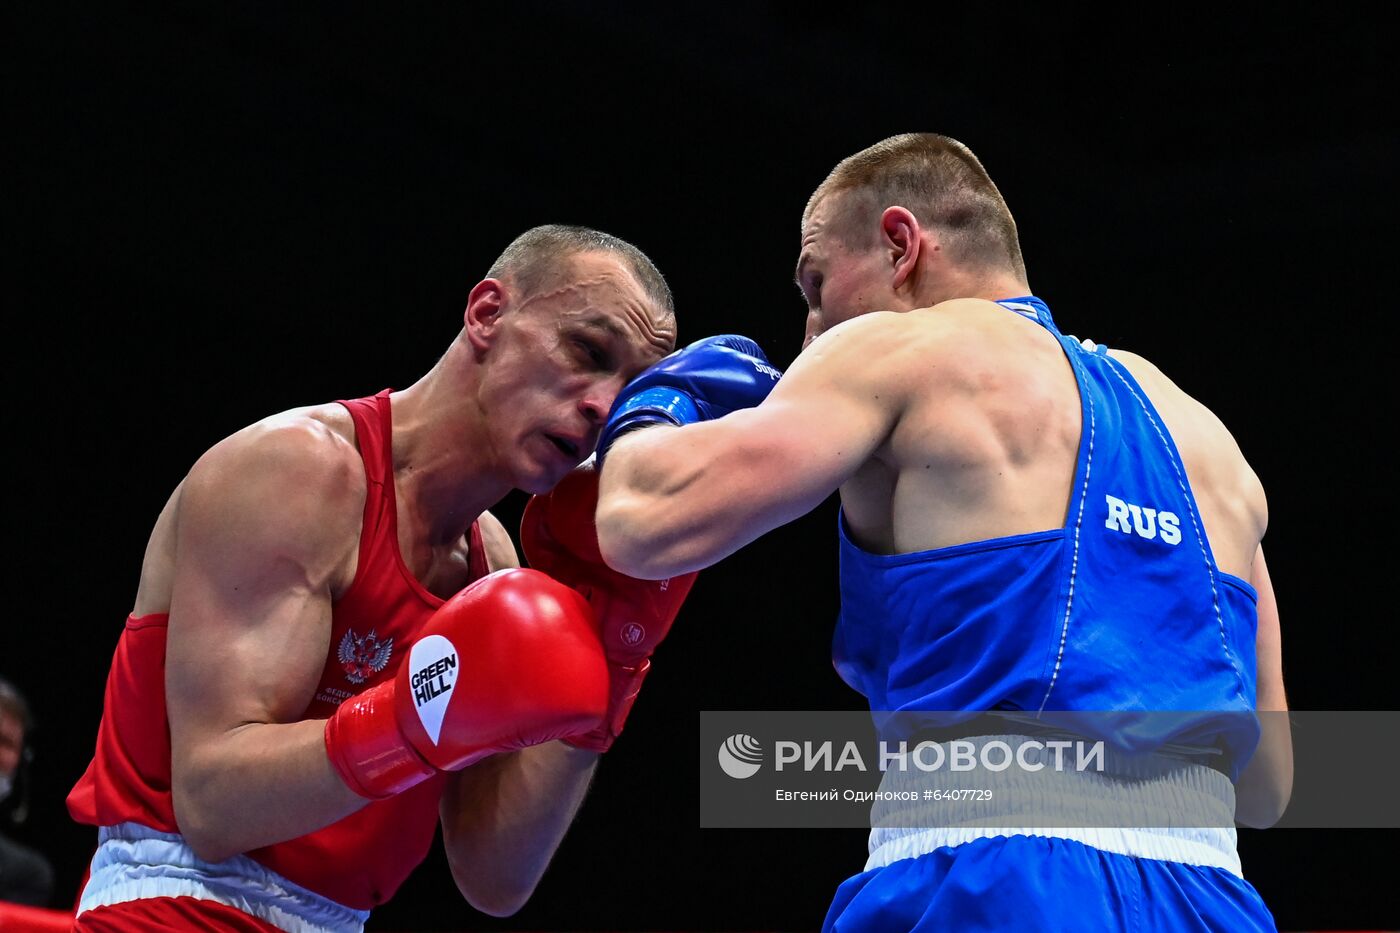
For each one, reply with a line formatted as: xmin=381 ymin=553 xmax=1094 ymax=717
xmin=324 ymin=568 xmax=609 ymax=799
xmin=520 ymin=464 xmax=698 ymax=752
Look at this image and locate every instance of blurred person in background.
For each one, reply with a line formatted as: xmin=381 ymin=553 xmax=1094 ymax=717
xmin=0 ymin=676 xmax=55 ymax=908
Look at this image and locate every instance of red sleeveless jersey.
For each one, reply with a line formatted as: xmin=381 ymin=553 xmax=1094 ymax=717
xmin=68 ymin=390 xmax=489 ymax=910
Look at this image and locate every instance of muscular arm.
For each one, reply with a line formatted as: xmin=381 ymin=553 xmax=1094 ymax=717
xmin=1235 ymin=545 xmax=1293 ymax=828
xmin=438 ymin=511 xmax=600 ymax=917
xmin=166 ymin=422 xmax=367 ymax=862
xmin=597 ymin=313 xmax=906 ymax=579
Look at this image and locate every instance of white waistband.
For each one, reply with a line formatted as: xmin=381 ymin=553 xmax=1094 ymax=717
xmin=865 ymin=734 xmax=1243 ymax=878
xmin=78 ymin=823 xmax=369 ymax=933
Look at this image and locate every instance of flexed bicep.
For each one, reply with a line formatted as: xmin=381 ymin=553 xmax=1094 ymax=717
xmin=163 ymin=419 xmax=367 ymax=859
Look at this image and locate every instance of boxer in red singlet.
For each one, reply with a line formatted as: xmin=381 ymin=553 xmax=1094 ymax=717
xmin=66 ymin=225 xmax=688 ymax=932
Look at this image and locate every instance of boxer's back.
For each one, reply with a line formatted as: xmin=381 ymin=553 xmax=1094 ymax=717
xmin=839 ymin=298 xmax=1265 ymax=579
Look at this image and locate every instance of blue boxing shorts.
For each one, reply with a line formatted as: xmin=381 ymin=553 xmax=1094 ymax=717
xmin=823 ymin=733 xmax=1277 ymax=932
xmin=822 ymin=833 xmax=1276 ymax=932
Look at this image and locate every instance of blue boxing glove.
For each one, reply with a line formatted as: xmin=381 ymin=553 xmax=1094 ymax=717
xmin=598 ymin=335 xmax=782 ymax=461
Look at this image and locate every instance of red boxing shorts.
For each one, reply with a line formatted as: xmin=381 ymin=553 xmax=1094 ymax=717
xmin=74 ymin=896 xmax=280 ymax=932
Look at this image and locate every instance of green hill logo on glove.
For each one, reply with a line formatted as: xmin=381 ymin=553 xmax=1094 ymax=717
xmin=409 ymin=635 xmax=459 ymax=744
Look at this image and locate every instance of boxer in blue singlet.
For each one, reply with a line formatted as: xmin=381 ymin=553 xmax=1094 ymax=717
xmin=593 ymin=133 xmax=1291 ymax=931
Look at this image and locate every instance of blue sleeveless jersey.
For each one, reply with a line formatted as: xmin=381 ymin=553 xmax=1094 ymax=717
xmin=833 ymin=297 xmax=1260 ymax=774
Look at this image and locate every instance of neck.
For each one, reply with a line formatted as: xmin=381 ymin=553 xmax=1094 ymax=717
xmin=913 ymin=260 xmax=1029 ymax=308
xmin=387 ymin=338 xmax=512 ymax=546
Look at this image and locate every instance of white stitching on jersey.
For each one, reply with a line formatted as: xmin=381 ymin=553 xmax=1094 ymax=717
xmin=997 ymin=300 xmax=1041 ymax=320
xmin=1037 ymin=343 xmax=1095 ymax=713
xmin=1103 ymin=360 xmax=1248 ymax=705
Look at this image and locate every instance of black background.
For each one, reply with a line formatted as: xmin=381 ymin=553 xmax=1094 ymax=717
xmin=5 ymin=3 xmax=1396 ymax=930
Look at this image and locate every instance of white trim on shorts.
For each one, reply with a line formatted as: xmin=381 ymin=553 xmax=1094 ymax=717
xmin=863 ymin=734 xmax=1244 ymax=878
xmin=78 ymin=822 xmax=370 ymax=933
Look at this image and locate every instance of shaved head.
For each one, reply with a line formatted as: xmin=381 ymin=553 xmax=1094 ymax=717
xmin=807 ymin=133 xmax=1025 ymax=280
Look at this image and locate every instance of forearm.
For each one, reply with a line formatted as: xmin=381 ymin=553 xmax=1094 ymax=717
xmin=598 ymin=420 xmax=773 ymax=579
xmin=440 ymin=742 xmax=598 ymax=917
xmin=173 ymin=718 xmax=366 ymax=861
xmin=1236 ymin=546 xmax=1291 ymax=828
xmin=1236 ymin=688 xmax=1292 ymax=828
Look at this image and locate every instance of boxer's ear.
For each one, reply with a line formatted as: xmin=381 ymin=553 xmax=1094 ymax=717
xmin=881 ymin=206 xmax=922 ymax=291
xmin=464 ymin=278 xmax=506 ymax=352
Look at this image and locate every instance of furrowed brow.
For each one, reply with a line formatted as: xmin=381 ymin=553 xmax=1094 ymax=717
xmin=577 ymin=315 xmax=625 ymax=338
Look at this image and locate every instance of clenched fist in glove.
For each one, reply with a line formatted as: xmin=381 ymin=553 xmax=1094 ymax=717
xmin=324 ymin=569 xmax=609 ymax=799
xmin=596 ymin=334 xmax=782 ymax=461
xmin=521 ymin=465 xmax=697 ymax=752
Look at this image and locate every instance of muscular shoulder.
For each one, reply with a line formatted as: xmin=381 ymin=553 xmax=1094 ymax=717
xmin=1107 ymin=349 xmax=1225 ymax=440
xmin=185 ymin=405 xmax=362 ymax=509
xmin=793 ymin=303 xmax=1044 ymax=430
xmin=177 ymin=406 xmax=366 ymax=585
xmin=877 ymin=298 xmax=1040 ymax=366
xmin=1109 ymin=348 xmax=1267 ymax=536
xmin=806 ymin=309 xmax=909 ymax=355
xmin=921 ymin=297 xmax=1059 ymax=362
xmin=813 ymin=299 xmax=1049 ymax=388
xmin=798 ymin=311 xmax=934 ymax=396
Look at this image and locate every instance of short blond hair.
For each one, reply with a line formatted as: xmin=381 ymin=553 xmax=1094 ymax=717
xmin=807 ymin=133 xmax=1025 ymax=280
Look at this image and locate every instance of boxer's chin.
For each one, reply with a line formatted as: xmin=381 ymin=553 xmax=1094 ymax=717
xmin=517 ymin=457 xmax=572 ymax=496
xmin=514 ymin=464 xmax=554 ymax=496
xmin=513 ymin=435 xmax=577 ymax=494
xmin=518 ymin=475 xmax=556 ymax=496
